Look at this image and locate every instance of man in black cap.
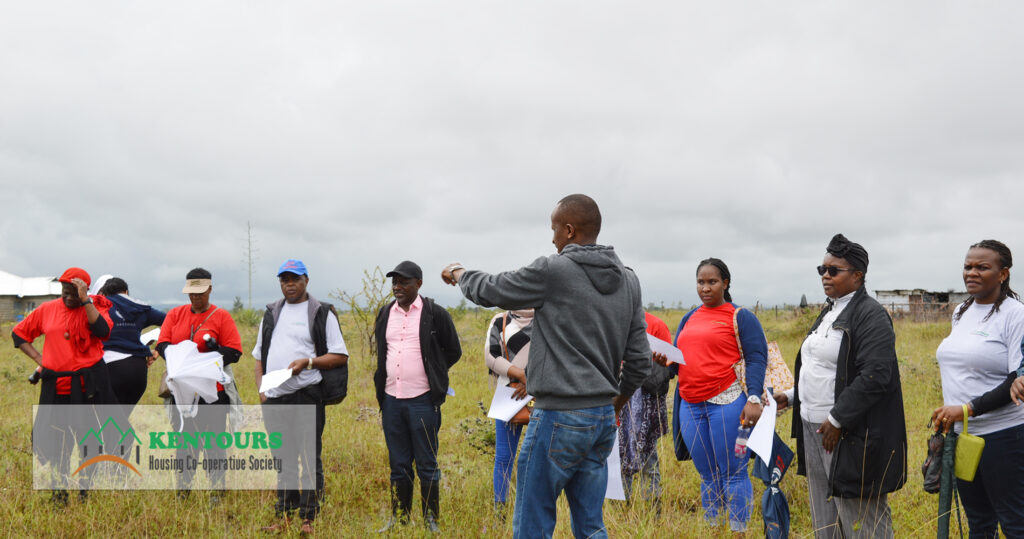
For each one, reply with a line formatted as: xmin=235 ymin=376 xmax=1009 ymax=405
xmin=373 ymin=260 xmax=462 ymax=533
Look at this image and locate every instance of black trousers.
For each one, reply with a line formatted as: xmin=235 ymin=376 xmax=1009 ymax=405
xmin=106 ymin=356 xmax=148 ymax=415
xmin=263 ymin=388 xmax=325 ymax=521
xmin=171 ymin=390 xmax=229 ymax=489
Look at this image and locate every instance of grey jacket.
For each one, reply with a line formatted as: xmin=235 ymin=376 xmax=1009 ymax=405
xmin=459 ymin=244 xmax=651 ymax=410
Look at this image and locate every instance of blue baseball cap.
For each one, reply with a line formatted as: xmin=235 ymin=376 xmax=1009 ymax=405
xmin=277 ymin=259 xmax=308 ymax=277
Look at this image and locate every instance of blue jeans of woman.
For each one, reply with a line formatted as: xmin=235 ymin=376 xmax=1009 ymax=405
xmin=512 ymin=405 xmax=616 ymax=539
xmin=494 ymin=419 xmax=523 ymax=503
xmin=678 ymin=393 xmax=752 ymax=531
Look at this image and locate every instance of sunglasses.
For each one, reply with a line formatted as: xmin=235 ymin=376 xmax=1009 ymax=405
xmin=817 ymin=265 xmax=857 ymax=277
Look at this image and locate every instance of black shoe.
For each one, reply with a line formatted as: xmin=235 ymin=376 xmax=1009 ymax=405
xmin=50 ymin=490 xmax=69 ymax=508
xmin=78 ymin=490 xmax=89 ymax=503
xmin=176 ymin=489 xmax=190 ymax=501
xmin=421 ymin=480 xmax=441 ymax=533
xmin=378 ymin=480 xmax=413 ymax=533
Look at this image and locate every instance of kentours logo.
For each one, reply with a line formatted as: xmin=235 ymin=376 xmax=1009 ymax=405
xmin=74 ymin=417 xmax=143 ymax=476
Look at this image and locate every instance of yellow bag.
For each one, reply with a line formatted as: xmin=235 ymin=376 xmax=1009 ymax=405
xmin=954 ymin=404 xmax=985 ymax=482
xmin=732 ymin=307 xmax=794 ymax=400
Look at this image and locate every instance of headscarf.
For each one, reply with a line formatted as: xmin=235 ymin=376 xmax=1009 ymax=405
xmin=826 ymin=234 xmax=869 ymax=274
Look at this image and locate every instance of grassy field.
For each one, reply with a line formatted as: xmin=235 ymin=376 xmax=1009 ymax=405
xmin=0 ymin=306 xmax=963 ymax=538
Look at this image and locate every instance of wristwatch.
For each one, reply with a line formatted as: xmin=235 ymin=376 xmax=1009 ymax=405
xmin=306 ymin=357 xmax=314 ymax=370
xmin=747 ymin=395 xmax=762 ymax=405
xmin=82 ymin=297 xmax=92 ymax=305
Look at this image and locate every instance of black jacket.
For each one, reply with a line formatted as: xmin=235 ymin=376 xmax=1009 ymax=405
xmin=373 ymin=296 xmax=462 ymax=407
xmin=791 ymin=286 xmax=908 ymax=498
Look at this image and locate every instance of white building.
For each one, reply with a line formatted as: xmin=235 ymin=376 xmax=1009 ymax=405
xmin=0 ymin=270 xmax=62 ymax=322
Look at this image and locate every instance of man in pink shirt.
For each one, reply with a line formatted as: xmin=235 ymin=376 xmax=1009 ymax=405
xmin=373 ymin=260 xmax=462 ymax=533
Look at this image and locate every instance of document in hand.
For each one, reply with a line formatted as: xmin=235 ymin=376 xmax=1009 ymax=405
xmin=259 ymin=368 xmax=293 ymax=394
xmin=164 ymin=341 xmax=232 ymax=430
xmin=647 ymin=333 xmax=684 ymax=364
xmin=487 ymin=383 xmax=532 ymax=422
xmin=747 ymin=392 xmax=778 ymax=466
xmin=605 ymin=433 xmax=625 ymax=500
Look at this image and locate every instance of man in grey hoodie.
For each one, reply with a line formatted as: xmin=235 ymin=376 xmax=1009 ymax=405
xmin=442 ymin=194 xmax=650 ymax=539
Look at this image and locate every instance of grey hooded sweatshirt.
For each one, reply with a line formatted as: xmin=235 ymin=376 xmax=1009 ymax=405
xmin=458 ymin=244 xmax=651 ymax=410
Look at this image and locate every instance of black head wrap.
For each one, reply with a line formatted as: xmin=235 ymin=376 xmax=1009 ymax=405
xmin=826 ymin=233 xmax=869 ymax=273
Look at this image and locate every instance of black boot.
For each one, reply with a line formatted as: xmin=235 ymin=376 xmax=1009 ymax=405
xmin=378 ymin=480 xmax=413 ymax=533
xmin=422 ymin=480 xmax=440 ymax=533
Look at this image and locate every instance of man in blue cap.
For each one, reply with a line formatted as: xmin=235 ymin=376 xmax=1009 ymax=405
xmin=254 ymin=259 xmax=349 ymax=535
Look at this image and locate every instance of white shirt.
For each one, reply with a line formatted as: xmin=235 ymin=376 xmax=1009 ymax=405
xmin=253 ymin=300 xmax=348 ymax=399
xmin=787 ymin=291 xmax=855 ymax=427
xmin=936 ymin=298 xmax=1024 ymax=435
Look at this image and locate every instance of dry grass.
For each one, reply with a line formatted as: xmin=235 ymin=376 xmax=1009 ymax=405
xmin=0 ymin=307 xmax=961 ymax=538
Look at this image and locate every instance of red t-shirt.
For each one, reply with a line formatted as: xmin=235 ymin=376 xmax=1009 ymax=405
xmin=674 ymin=303 xmax=742 ymax=403
xmin=645 ymin=312 xmax=671 ymax=342
xmin=158 ymin=304 xmax=241 ymax=392
xmin=14 ymin=298 xmax=113 ymax=395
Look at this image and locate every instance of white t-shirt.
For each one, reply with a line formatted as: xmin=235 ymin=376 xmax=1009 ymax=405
xmin=253 ymin=301 xmax=348 ymax=399
xmin=936 ymin=298 xmax=1024 ymax=435
xmin=795 ymin=291 xmax=854 ymax=425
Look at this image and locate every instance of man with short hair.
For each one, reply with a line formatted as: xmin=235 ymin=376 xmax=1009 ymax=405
xmin=254 ymin=259 xmax=349 ymax=535
xmin=442 ymin=194 xmax=651 ymax=538
xmin=374 ymin=260 xmax=462 ymax=533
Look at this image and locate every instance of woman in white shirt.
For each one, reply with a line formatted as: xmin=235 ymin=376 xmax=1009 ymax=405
xmin=932 ymin=239 xmax=1024 ymax=538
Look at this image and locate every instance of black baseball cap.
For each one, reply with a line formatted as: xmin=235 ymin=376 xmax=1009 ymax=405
xmin=386 ymin=260 xmax=423 ymax=280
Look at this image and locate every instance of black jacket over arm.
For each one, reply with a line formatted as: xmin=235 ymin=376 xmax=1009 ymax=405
xmin=373 ymin=296 xmax=462 ymax=407
xmin=791 ymin=286 xmax=908 ymax=498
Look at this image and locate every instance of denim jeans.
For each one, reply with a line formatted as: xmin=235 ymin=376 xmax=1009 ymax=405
xmin=494 ymin=419 xmax=524 ymax=503
xmin=957 ymin=423 xmax=1024 ymax=538
xmin=382 ymin=393 xmax=442 ymax=483
xmin=678 ymin=393 xmax=753 ymax=531
xmin=512 ymin=405 xmax=616 ymax=539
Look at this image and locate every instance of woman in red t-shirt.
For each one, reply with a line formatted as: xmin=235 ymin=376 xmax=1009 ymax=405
xmin=667 ymin=258 xmax=768 ymax=534
xmin=12 ymin=267 xmax=117 ymax=505
xmin=156 ymin=267 xmax=242 ymax=497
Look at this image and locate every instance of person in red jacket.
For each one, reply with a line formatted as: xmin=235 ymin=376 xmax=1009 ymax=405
xmin=13 ymin=267 xmax=116 ymax=506
xmin=156 ymin=267 xmax=242 ymax=501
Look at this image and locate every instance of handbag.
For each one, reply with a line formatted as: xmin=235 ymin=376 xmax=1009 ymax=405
xmin=157 ymin=307 xmax=221 ymax=400
xmin=954 ymin=404 xmax=985 ymax=482
xmin=732 ymin=307 xmax=794 ymax=400
xmin=921 ymin=430 xmax=944 ymax=493
xmin=501 ymin=313 xmax=532 ymax=425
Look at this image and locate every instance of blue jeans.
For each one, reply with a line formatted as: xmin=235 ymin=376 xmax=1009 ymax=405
xmin=494 ymin=419 xmax=524 ymax=503
xmin=678 ymin=394 xmax=753 ymax=531
xmin=381 ymin=393 xmax=441 ymax=483
xmin=512 ymin=405 xmax=616 ymax=539
xmin=957 ymin=423 xmax=1024 ymax=538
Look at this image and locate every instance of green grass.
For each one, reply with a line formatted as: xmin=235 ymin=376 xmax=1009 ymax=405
xmin=0 ymin=308 xmax=964 ymax=538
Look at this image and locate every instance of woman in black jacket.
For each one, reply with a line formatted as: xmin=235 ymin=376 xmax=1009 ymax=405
xmin=774 ymin=234 xmax=907 ymax=539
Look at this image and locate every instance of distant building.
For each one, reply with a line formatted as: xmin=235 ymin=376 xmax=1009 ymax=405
xmin=874 ymin=288 xmax=969 ymax=319
xmin=0 ymin=270 xmax=62 ymax=322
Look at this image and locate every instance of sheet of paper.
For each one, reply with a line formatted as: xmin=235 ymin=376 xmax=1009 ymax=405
xmin=487 ymin=384 xmax=532 ymax=422
xmin=748 ymin=393 xmax=778 ymax=467
xmin=647 ymin=333 xmax=684 ymax=365
xmin=140 ymin=328 xmax=160 ymax=345
xmin=447 ymin=386 xmax=456 ymax=397
xmin=259 ymin=368 xmax=293 ymax=394
xmin=605 ymin=432 xmax=625 ymax=500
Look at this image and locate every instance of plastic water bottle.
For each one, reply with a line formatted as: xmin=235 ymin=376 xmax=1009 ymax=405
xmin=734 ymin=425 xmax=753 ymax=457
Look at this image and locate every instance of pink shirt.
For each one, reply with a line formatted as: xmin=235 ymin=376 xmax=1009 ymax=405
xmin=385 ymin=295 xmax=430 ymax=398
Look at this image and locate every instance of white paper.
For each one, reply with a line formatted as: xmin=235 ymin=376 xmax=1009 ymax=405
xmin=163 ymin=341 xmax=232 ymax=430
xmin=259 ymin=368 xmax=293 ymax=394
xmin=605 ymin=432 xmax=625 ymax=500
xmin=140 ymin=328 xmax=160 ymax=345
xmin=747 ymin=393 xmax=778 ymax=467
xmin=486 ymin=384 xmax=532 ymax=422
xmin=446 ymin=386 xmax=456 ymax=397
xmin=647 ymin=333 xmax=685 ymax=365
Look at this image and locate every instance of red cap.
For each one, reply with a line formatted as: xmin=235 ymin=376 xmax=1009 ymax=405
xmin=58 ymin=267 xmax=91 ymax=286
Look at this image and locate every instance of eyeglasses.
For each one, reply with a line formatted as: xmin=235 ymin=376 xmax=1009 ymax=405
xmin=817 ymin=265 xmax=856 ymax=277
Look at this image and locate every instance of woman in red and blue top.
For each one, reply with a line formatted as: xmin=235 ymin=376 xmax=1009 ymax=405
xmin=671 ymin=258 xmax=767 ymax=533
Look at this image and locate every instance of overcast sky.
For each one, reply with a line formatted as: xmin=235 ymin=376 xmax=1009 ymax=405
xmin=2 ymin=2 xmax=1023 ymax=310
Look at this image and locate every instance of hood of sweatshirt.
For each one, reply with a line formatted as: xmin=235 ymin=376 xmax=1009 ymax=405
xmin=107 ymin=293 xmax=151 ymax=318
xmin=560 ymin=244 xmax=625 ymax=295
